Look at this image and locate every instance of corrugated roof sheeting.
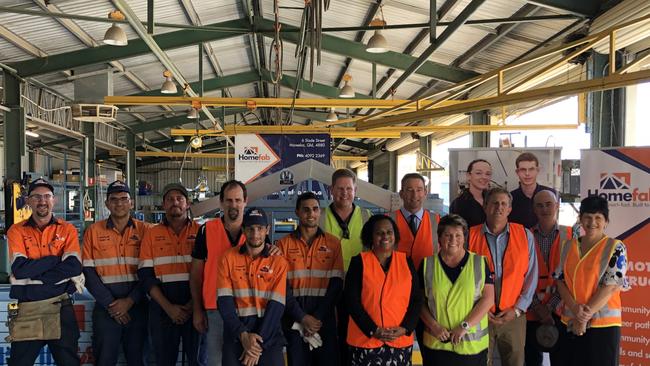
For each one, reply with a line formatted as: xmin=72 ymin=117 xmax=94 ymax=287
xmin=191 ymin=0 xmax=244 ymax=23
xmin=0 ymin=5 xmax=86 ymax=55
xmin=0 ymin=37 xmax=33 ymax=61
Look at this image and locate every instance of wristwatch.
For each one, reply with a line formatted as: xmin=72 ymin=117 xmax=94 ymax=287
xmin=514 ymin=308 xmax=523 ymax=318
xmin=461 ymin=321 xmax=471 ymax=330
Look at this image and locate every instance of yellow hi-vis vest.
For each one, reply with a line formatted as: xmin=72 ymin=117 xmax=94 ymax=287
xmin=422 ymin=252 xmax=489 ymax=355
xmin=321 ymin=205 xmax=371 ymax=271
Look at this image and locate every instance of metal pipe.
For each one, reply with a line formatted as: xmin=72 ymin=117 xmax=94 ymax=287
xmin=199 ymin=43 xmax=204 ymax=97
xmin=0 ymin=6 xmax=581 ymax=34
xmin=430 ymin=0 xmax=437 ymax=43
xmin=147 ymin=0 xmax=154 ymax=34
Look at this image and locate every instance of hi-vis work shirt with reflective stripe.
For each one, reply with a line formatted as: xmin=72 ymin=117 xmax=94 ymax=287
xmin=391 ymin=210 xmax=440 ymax=270
xmin=82 ymin=217 xmax=149 ymax=308
xmin=422 ymin=253 xmax=488 ymax=355
xmin=216 ymin=245 xmax=289 ymax=349
xmin=277 ymin=229 xmax=344 ymax=320
xmin=138 ymin=219 xmax=198 ymax=304
xmin=7 ymin=216 xmax=82 ymax=302
xmin=321 ymin=205 xmax=371 ymax=272
xmin=558 ymin=236 xmax=623 ymax=328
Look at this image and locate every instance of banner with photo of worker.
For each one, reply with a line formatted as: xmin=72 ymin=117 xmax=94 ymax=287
xmin=581 ymin=147 xmax=650 ymax=366
xmin=235 ymin=134 xmax=330 ymax=184
xmin=448 ymin=147 xmax=562 ymax=202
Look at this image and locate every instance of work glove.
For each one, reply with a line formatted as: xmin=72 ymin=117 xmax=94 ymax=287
xmin=69 ymin=274 xmax=86 ymax=294
xmin=291 ymin=322 xmax=323 ymax=350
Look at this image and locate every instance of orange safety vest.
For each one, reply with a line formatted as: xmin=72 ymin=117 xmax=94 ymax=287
xmin=527 ymin=225 xmax=571 ymax=321
xmin=559 ymin=236 xmax=622 ymax=328
xmin=347 ymin=251 xmax=414 ymax=349
xmin=203 ymin=219 xmax=246 ymax=310
xmin=468 ymin=223 xmax=529 ymax=312
xmin=391 ymin=210 xmax=440 ymax=270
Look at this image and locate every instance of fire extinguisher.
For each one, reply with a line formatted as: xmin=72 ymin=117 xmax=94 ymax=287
xmin=83 ymin=190 xmax=94 ymax=222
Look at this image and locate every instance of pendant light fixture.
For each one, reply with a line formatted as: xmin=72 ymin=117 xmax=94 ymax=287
xmin=339 ymin=74 xmax=355 ymax=98
xmin=325 ymin=108 xmax=338 ymax=122
xmin=160 ymin=70 xmax=177 ymax=94
xmin=103 ymin=10 xmax=128 ymax=46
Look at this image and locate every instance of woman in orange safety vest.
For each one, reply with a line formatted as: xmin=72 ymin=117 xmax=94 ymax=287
xmin=344 ymin=215 xmax=423 ymax=366
xmin=555 ymin=195 xmax=630 ymax=366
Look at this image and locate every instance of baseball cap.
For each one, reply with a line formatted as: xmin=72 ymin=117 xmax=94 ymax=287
xmin=243 ymin=207 xmax=268 ymax=227
xmin=107 ymin=180 xmax=130 ymax=196
xmin=162 ymin=182 xmax=189 ymax=200
xmin=28 ymin=178 xmax=54 ymax=195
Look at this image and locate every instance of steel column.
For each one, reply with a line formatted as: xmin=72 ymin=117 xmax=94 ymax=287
xmin=82 ymin=122 xmax=96 ymax=226
xmin=587 ymin=52 xmax=625 ymax=148
xmin=469 ymin=110 xmax=490 ymax=148
xmin=3 ymin=73 xmax=24 ymax=182
xmin=126 ymin=132 xmax=137 ymax=204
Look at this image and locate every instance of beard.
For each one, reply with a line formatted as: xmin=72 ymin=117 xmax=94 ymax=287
xmin=34 ymin=206 xmax=51 ymax=218
xmin=301 ymin=220 xmax=319 ymax=228
xmin=227 ymin=208 xmax=240 ymax=221
xmin=247 ymin=239 xmax=265 ymax=249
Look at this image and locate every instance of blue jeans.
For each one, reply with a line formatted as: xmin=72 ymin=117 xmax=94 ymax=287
xmin=202 ymin=309 xmax=225 ymax=365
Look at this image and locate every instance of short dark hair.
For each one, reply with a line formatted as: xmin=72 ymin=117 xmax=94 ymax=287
xmin=296 ymin=191 xmax=320 ymax=211
xmin=361 ymin=214 xmax=400 ymax=250
xmin=219 ymin=180 xmax=247 ymax=202
xmin=437 ymin=214 xmax=469 ymax=239
xmin=484 ymin=187 xmax=512 ymax=208
xmin=516 ymin=152 xmax=539 ymax=168
xmin=579 ymin=195 xmax=609 ymax=222
xmin=331 ymin=168 xmax=357 ymax=186
xmin=400 ymin=173 xmax=426 ymax=190
xmin=467 ymin=159 xmax=491 ymax=173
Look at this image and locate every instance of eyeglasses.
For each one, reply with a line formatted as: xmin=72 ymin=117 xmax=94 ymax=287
xmin=29 ymin=193 xmax=54 ymax=201
xmin=108 ymin=196 xmax=131 ymax=204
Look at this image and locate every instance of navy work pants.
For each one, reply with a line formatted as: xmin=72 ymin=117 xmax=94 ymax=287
xmin=8 ymin=303 xmax=80 ymax=366
xmin=92 ymin=300 xmax=148 ymax=366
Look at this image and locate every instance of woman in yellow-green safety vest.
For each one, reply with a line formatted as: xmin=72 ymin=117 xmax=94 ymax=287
xmin=419 ymin=214 xmax=495 ymax=366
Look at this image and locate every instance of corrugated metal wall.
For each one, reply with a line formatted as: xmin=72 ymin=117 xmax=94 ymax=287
xmin=134 ymin=157 xmax=230 ymax=209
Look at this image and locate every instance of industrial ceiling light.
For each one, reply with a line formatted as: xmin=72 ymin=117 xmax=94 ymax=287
xmin=161 ymin=70 xmax=177 ymax=94
xmin=190 ymin=135 xmax=203 ymax=149
xmin=187 ymin=107 xmax=199 ymax=119
xmin=174 ymin=136 xmax=185 ymax=143
xmin=103 ymin=10 xmax=128 ymax=46
xmin=339 ymin=74 xmax=355 ymax=98
xmin=25 ymin=130 xmax=39 ymax=138
xmin=366 ymin=18 xmax=388 ymax=53
xmin=325 ymin=108 xmax=338 ymax=122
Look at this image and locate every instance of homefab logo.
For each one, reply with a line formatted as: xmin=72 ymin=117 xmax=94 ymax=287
xmin=587 ymin=172 xmax=649 ymax=203
xmin=239 ymin=146 xmax=271 ymax=161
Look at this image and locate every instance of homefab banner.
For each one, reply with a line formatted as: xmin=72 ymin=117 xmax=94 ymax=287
xmin=581 ymin=147 xmax=650 ymax=366
xmin=235 ymin=134 xmax=330 ymax=183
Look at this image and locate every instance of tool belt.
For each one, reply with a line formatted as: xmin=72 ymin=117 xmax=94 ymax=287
xmin=5 ymin=293 xmax=72 ymax=342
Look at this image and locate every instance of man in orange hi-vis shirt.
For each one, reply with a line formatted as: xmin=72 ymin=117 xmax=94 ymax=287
xmin=82 ymin=180 xmax=149 ymax=366
xmin=217 ymin=207 xmax=289 ymax=366
xmin=6 ymin=178 xmax=83 ymax=366
xmin=138 ymin=183 xmax=205 ymax=366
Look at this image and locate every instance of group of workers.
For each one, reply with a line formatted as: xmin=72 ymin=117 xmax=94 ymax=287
xmin=5 ymin=150 xmax=629 ymax=366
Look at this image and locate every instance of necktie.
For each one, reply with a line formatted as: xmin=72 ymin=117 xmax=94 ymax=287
xmin=409 ymin=214 xmax=418 ymax=235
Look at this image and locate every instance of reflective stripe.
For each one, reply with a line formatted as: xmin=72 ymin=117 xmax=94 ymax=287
xmin=423 ymin=256 xmax=437 ymax=320
xmin=330 ymin=269 xmax=344 ymax=279
xmin=217 ymin=288 xmax=234 ymax=297
xmin=153 ymin=255 xmax=193 ymax=266
xmin=62 ymin=251 xmax=80 ymax=261
xmin=92 ymin=257 xmax=140 ymax=266
xmin=557 ymin=237 xmax=573 ymax=276
xmin=101 ymin=274 xmax=137 ymax=284
xmin=237 ymin=307 xmax=266 ymax=317
xmin=293 ymin=287 xmax=327 ymax=297
xmin=360 ymin=208 xmax=371 ymax=223
xmin=11 ymin=277 xmax=44 ymax=285
xmin=159 ymin=273 xmax=190 ymax=283
xmin=139 ymin=259 xmax=154 ymax=269
xmin=288 ymin=269 xmax=344 ymax=280
xmin=594 ymin=306 xmax=622 ymax=319
xmin=431 ymin=215 xmax=439 ymax=254
xmin=463 ymin=326 xmax=489 ymax=341
xmin=11 ymin=252 xmax=27 ymax=264
xmin=83 ymin=259 xmax=95 ymax=267
xmin=473 ymin=255 xmax=483 ymax=303
xmin=232 ymin=289 xmax=285 ymax=304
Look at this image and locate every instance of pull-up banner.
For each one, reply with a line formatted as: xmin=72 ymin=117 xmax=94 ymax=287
xmin=581 ymin=147 xmax=650 ymax=366
xmin=235 ymin=134 xmax=330 ymax=183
